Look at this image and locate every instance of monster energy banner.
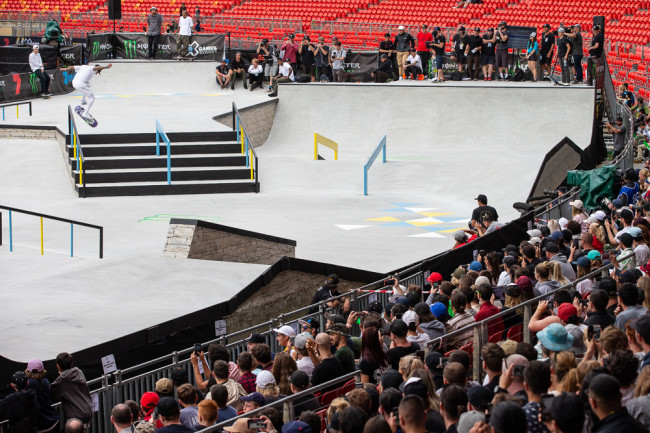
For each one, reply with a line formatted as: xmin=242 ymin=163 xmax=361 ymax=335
xmin=61 ymin=44 xmax=84 ymax=65
xmin=0 ymin=69 xmax=75 ymax=102
xmin=87 ymin=33 xmax=225 ymax=61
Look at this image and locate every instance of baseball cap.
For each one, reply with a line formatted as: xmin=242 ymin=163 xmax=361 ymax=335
xmin=569 ymin=200 xmax=584 ymax=209
xmin=155 ymin=378 xmax=173 ymax=394
xmin=326 ymin=323 xmax=350 ymax=337
xmin=530 ymin=32 xmax=536 ymax=37
xmin=474 ymin=194 xmax=488 ymax=203
xmin=425 ymin=352 xmax=446 ymax=377
xmin=256 ymin=370 xmax=276 ymax=388
xmin=298 ymin=317 xmax=319 ymax=329
xmin=593 ymin=24 xmax=601 ymax=31
xmin=504 ymin=284 xmax=521 ymax=298
xmin=170 ymin=367 xmax=188 ymax=385
xmin=557 ymin=303 xmax=578 ymax=322
xmin=545 ymin=242 xmax=559 ymax=253
xmin=430 ymin=302 xmax=448 ymax=320
xmin=367 ymin=301 xmax=383 ymax=314
xmin=294 ymin=332 xmax=312 ymax=349
xmin=550 ymin=231 xmax=563 ymax=242
xmin=467 ymin=386 xmax=493 ymax=411
xmin=380 ymin=53 xmax=388 ymax=59
xmin=488 ymin=27 xmax=494 ymax=31
xmin=469 ymin=261 xmax=482 ymax=271
xmin=33 ymin=44 xmax=39 ymax=49
xmin=396 ymin=296 xmax=410 ymax=306
xmin=573 ymin=256 xmax=591 ymax=268
xmin=619 ymin=232 xmax=634 ymax=247
xmin=325 ymin=312 xmax=345 ymax=324
xmin=11 ymin=371 xmax=27 ymax=388
xmin=427 ymin=272 xmax=443 ymax=283
xmin=459 ymin=26 xmax=466 ymax=31
xmin=543 ymin=23 xmax=551 ymax=28
xmin=558 ymin=27 xmax=565 ymax=33
xmin=389 ymin=319 xmax=408 ymax=337
xmin=241 ymin=392 xmax=266 ymax=406
xmin=530 ymin=236 xmax=542 ymax=245
xmin=503 ymin=255 xmax=516 ymax=268
xmin=628 ymin=226 xmax=643 ymax=239
xmin=273 ymin=325 xmax=296 ymax=337
xmin=140 ymin=391 xmax=159 ymax=416
xmin=458 ymin=411 xmax=485 ymax=433
xmin=282 ymin=421 xmax=312 ymax=433
xmin=289 ymin=370 xmax=310 ymax=389
xmin=474 ymin=27 xmax=481 ymax=32
xmin=325 ymin=274 xmax=340 ymax=286
xmin=380 ymin=369 xmax=403 ymax=390
xmin=631 ymin=315 xmax=650 ymax=342
xmin=150 ymin=6 xmax=157 ymax=11
xmin=246 ymin=333 xmax=266 ymax=344
xmin=414 ymin=302 xmax=432 ymax=316
xmin=498 ymin=339 xmax=518 ymax=356
xmin=223 ymin=418 xmax=256 ymax=433
xmin=452 ymin=267 xmax=466 ymax=279
xmin=402 ymin=310 xmax=419 ymax=326
xmin=27 ymin=359 xmax=44 ymax=373
xmin=156 ymin=397 xmax=180 ymax=418
xmin=595 ymin=210 xmax=607 ymax=220
xmin=527 ymin=229 xmax=542 ymax=238
xmin=398 ymin=25 xmax=405 ymax=30
xmin=384 ymin=32 xmax=391 ymax=37
xmin=587 ymin=250 xmax=601 ymax=260
xmin=401 ymin=377 xmax=428 ymax=399
xmin=453 ymin=230 xmax=467 ymax=242
xmin=516 ymin=276 xmax=533 ymax=291
xmin=499 ymin=21 xmax=507 ymax=25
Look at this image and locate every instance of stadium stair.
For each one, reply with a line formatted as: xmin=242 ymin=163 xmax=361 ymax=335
xmin=66 ymin=131 xmax=259 ymax=196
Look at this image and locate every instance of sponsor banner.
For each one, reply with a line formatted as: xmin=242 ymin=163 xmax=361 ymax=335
xmin=61 ymin=44 xmax=84 ymax=65
xmin=0 ymin=69 xmax=75 ymax=102
xmin=341 ymin=52 xmax=378 ymax=82
xmin=87 ymin=33 xmax=225 ymax=61
xmin=0 ymin=44 xmax=57 ymax=67
xmin=0 ymin=63 xmax=32 ymax=75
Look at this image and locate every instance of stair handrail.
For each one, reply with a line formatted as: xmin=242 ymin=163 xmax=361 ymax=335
xmin=68 ymin=105 xmax=87 ymax=197
xmin=232 ymin=102 xmax=260 ymax=192
xmin=0 ymin=100 xmax=32 ymax=120
xmin=155 ymin=119 xmax=172 ymax=185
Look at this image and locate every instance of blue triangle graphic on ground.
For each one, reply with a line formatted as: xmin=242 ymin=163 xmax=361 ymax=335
xmin=381 ymin=222 xmax=414 ymax=227
xmin=434 ymin=216 xmax=471 ymax=222
xmin=422 ymin=226 xmax=456 ymax=232
xmin=391 ymin=202 xmax=424 ymax=207
xmin=379 ymin=208 xmax=414 ymax=213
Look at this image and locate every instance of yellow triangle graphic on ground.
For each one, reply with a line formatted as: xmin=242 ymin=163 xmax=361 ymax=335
xmin=407 ymin=222 xmax=440 ymax=226
xmin=438 ymin=228 xmax=461 ymax=233
xmin=419 ymin=212 xmax=453 ymax=217
xmin=365 ymin=216 xmax=401 ymax=222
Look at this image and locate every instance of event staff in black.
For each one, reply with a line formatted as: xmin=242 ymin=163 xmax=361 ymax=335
xmin=540 ymin=23 xmax=555 ymax=79
xmin=587 ymin=25 xmax=604 ymax=86
xmin=452 ymin=26 xmax=470 ymax=75
xmin=379 ymin=33 xmax=396 ymax=73
xmin=431 ymin=26 xmax=446 ymax=83
xmin=565 ymin=24 xmax=583 ymax=83
xmin=467 ymin=27 xmax=482 ymax=80
xmin=556 ymin=28 xmax=572 ymax=85
xmin=481 ymin=28 xmax=496 ymax=81
xmin=371 ymin=53 xmax=395 ymax=83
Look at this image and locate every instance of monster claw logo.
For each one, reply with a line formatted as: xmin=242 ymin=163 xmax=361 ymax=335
xmin=29 ymin=73 xmax=40 ymax=94
xmin=93 ymin=41 xmax=100 ymax=56
xmin=124 ymin=40 xmax=137 ymax=58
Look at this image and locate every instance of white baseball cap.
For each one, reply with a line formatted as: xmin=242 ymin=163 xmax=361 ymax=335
xmin=558 ymin=217 xmax=569 ymax=229
xmin=256 ymin=370 xmax=276 ymax=388
xmin=402 ymin=310 xmax=419 ymax=326
xmin=273 ymin=325 xmax=296 ymax=337
xmin=398 ymin=25 xmax=405 ymax=30
xmin=569 ymin=200 xmax=584 ymax=209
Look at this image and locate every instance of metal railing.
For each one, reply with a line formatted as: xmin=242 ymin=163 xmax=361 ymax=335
xmin=68 ymin=105 xmax=87 ymax=198
xmin=314 ymin=133 xmax=338 ymax=160
xmin=155 ymin=119 xmax=172 ymax=185
xmin=0 ymin=101 xmax=32 ymax=121
xmin=363 ymin=134 xmax=386 ymax=196
xmin=0 ymin=205 xmax=103 ymax=258
xmin=232 ymin=102 xmax=259 ymax=192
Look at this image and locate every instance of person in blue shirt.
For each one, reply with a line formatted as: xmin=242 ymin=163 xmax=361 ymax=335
xmin=526 ymin=32 xmax=538 ymax=82
xmin=617 ymin=168 xmax=640 ymax=206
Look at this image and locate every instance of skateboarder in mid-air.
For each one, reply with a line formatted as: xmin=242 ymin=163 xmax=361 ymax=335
xmin=60 ymin=63 xmax=112 ymax=127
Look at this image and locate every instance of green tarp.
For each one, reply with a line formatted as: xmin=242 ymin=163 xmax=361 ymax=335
xmin=567 ymin=164 xmax=618 ymax=209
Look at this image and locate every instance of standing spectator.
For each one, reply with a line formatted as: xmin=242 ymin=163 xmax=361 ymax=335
xmin=298 ymin=36 xmax=315 ymax=82
xmin=140 ymin=391 xmax=160 ymax=426
xmin=495 ymin=21 xmax=510 ymax=80
xmin=359 ymin=327 xmax=390 ymax=384
xmin=331 ymin=41 xmax=347 ymax=82
xmin=587 ymin=374 xmax=646 ymax=432
xmin=215 ymin=59 xmax=232 ymax=89
xmin=404 ymin=48 xmax=422 ymax=80
xmin=371 ymin=54 xmax=394 ymax=83
xmin=268 ymin=58 xmax=294 ymax=97
xmin=402 ymin=310 xmax=431 ymax=349
xmin=439 ymin=385 xmax=468 ymax=433
xmin=556 ymin=28 xmax=572 ymax=85
xmin=481 ymin=27 xmax=497 ymax=81
xmin=327 ymin=324 xmax=355 ymax=374
xmin=270 ymin=352 xmax=297 ymax=396
xmin=585 ymin=289 xmax=616 ymax=328
xmin=237 ymin=352 xmax=256 ymax=394
xmin=587 ymin=25 xmax=604 ymax=86
xmin=292 ymin=332 xmax=315 ymax=379
xmin=397 ymin=395 xmax=428 ymax=433
xmin=176 ymin=9 xmax=193 ymax=58
xmin=257 ymin=39 xmax=278 ymax=81
xmin=386 ymin=319 xmax=420 ymax=370
xmin=414 ymin=302 xmax=446 ymax=341
xmin=394 ymin=26 xmax=415 ymax=79
xmin=474 ymin=284 xmax=504 ymax=340
xmin=416 ymin=25 xmax=432 ymax=76
xmin=110 ymin=404 xmax=132 ymax=433
xmin=209 ymin=361 xmax=247 ymax=411
xmin=526 ymin=32 xmax=538 ymax=81
xmin=193 ymin=7 xmax=200 ymax=32
xmin=615 ymin=283 xmax=648 ymax=330
xmin=51 ymin=352 xmax=93 ymax=424
xmin=632 ymin=316 xmax=650 ymax=369
xmin=307 ymin=333 xmax=343 ymax=388
xmin=209 ymin=386 xmax=238 ymax=424
xmin=452 ymin=26 xmax=470 ymax=77
xmin=468 ymin=27 xmax=482 ymax=80
xmin=178 ymin=2 xmax=186 ymax=15
xmin=546 ymin=242 xmax=576 ymax=281
xmin=548 ymin=392 xmax=585 ymax=433
xmin=447 ymin=291 xmax=474 ymax=349
xmin=177 ymin=384 xmax=199 ymax=428
xmin=146 ymin=7 xmax=163 ymax=60
xmin=430 ymin=26 xmax=446 ymax=83
xmin=281 ymin=34 xmax=299 ymax=72
xmin=29 ymin=45 xmax=51 ymax=97
xmin=605 ymin=116 xmax=627 ymax=161
xmin=378 ymin=33 xmax=396 ymax=73
xmin=522 ymin=361 xmax=552 ymax=433
xmin=0 ymin=371 xmax=39 ymax=433
xmin=252 ymin=344 xmax=274 ymax=372
xmin=289 ymin=370 xmax=320 ymax=418
xmin=230 ymin=52 xmax=247 ymax=90
xmin=65 ymin=418 xmax=84 ymax=433
xmin=566 ymin=24 xmax=583 ymax=83
xmin=540 ymin=24 xmax=555 ymax=80
xmin=247 ymin=59 xmax=264 ymax=90
xmin=481 ymin=343 xmax=506 ymax=391
xmin=312 ymin=36 xmax=331 ymax=81
xmin=25 ymin=359 xmax=59 ymax=433
xmin=309 ymin=274 xmax=347 ymax=314
xmin=471 ymin=194 xmax=499 ymax=230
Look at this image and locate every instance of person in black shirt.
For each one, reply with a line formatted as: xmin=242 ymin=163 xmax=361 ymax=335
xmin=230 ymin=52 xmax=247 ymax=90
xmin=372 ymin=54 xmax=394 ymax=83
xmin=298 ymin=36 xmax=315 ymax=82
xmin=386 ymin=319 xmax=419 ymax=370
xmin=0 ymin=372 xmax=39 ymax=433
xmin=452 ymin=26 xmax=470 ymax=77
xmin=467 ymin=27 xmax=482 ymax=80
xmin=587 ymin=24 xmax=604 ymax=86
xmin=215 ymin=59 xmax=232 ymax=89
xmin=566 ymin=24 xmax=583 ymax=83
xmin=481 ymin=27 xmax=496 ymax=81
xmin=584 ymin=289 xmax=616 ymax=329
xmin=471 ymin=194 xmax=499 ymax=230
xmin=308 ymin=274 xmax=344 ymax=314
xmin=289 ymin=371 xmax=320 ymax=418
xmin=156 ymin=398 xmax=195 ymax=433
xmin=495 ymin=21 xmax=510 ymax=80
xmin=307 ymin=333 xmax=343 ymax=390
xmin=430 ymin=26 xmax=446 ymax=83
xmin=556 ymin=28 xmax=572 ymax=85
xmin=540 ymin=23 xmax=555 ymax=80
xmin=378 ymin=32 xmax=396 ymax=75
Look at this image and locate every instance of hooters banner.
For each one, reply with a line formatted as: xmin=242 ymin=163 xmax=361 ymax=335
xmin=87 ymin=33 xmax=225 ymax=61
xmin=0 ymin=69 xmax=75 ymax=102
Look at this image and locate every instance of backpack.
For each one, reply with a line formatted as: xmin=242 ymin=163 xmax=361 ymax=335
xmin=523 ymin=68 xmax=534 ymax=81
xmin=294 ymin=72 xmax=310 ymax=83
xmin=451 ymin=71 xmax=462 ymax=81
xmin=513 ymin=68 xmax=525 ymax=81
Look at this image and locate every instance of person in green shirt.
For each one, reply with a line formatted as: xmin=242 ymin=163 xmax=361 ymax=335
xmin=327 ymin=324 xmax=355 ymax=374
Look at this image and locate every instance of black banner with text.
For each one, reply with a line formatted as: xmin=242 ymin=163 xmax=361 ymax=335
xmin=0 ymin=69 xmax=75 ymax=102
xmin=87 ymin=33 xmax=225 ymax=61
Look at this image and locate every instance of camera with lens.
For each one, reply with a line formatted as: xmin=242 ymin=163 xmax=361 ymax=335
xmin=260 ymin=38 xmax=269 ymax=46
xmin=543 ymin=189 xmax=558 ymax=198
xmin=426 ymin=40 xmax=435 ymax=48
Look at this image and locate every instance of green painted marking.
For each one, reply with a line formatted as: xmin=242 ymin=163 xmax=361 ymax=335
xmin=138 ymin=214 xmax=226 ymax=223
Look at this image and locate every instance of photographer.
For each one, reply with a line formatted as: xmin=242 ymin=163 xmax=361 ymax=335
xmin=430 ymin=26 xmax=446 ymax=83
xmin=587 ymin=25 xmax=604 ymax=86
xmin=281 ymin=34 xmax=298 ymax=72
xmin=556 ymin=28 xmax=572 ymax=85
xmin=605 ymin=116 xmax=627 ymax=160
xmin=331 ymin=40 xmax=346 ymax=82
xmin=495 ymin=21 xmax=510 ymax=80
xmin=565 ymin=24 xmax=583 ymax=83
xmin=452 ymin=26 xmax=470 ymax=77
xmin=481 ymin=27 xmax=497 ymax=81
xmin=312 ymin=36 xmax=331 ymax=81
xmin=256 ymin=39 xmax=278 ymax=81
xmin=394 ymin=26 xmax=415 ymax=79
xmin=298 ymin=36 xmax=315 ymax=82
xmin=540 ymin=23 xmax=555 ymax=80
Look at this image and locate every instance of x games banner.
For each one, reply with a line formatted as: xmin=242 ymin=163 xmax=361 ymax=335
xmin=87 ymin=33 xmax=225 ymax=61
xmin=0 ymin=69 xmax=75 ymax=102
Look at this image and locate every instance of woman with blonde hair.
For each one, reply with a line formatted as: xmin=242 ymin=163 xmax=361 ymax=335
xmin=549 ymin=261 xmax=570 ymax=287
xmin=271 ymin=352 xmax=297 ymax=395
xmin=559 ymin=360 xmax=599 ymax=393
xmin=398 ymin=355 xmax=424 ymax=381
xmin=570 ymin=200 xmax=589 ymax=232
xmin=626 ymin=366 xmax=650 ymax=428
xmin=409 ymin=368 xmax=440 ymax=410
xmin=549 ymin=351 xmax=577 ymax=394
xmin=589 ymin=222 xmax=606 ymax=252
xmin=326 ymin=397 xmax=349 ymax=423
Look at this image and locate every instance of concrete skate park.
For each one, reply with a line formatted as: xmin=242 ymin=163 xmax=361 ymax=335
xmin=0 ymin=60 xmax=596 ymax=373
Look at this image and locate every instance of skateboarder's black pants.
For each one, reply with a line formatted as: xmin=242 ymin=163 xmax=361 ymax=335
xmin=34 ymin=69 xmax=50 ymax=94
xmin=148 ymin=34 xmax=161 ymax=58
xmin=248 ymin=73 xmax=263 ymax=87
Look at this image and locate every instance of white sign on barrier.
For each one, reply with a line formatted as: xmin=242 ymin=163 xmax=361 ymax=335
xmin=215 ymin=319 xmax=227 ymax=337
xmin=101 ymin=354 xmax=117 ymax=375
xmin=92 ymin=393 xmax=100 ymax=412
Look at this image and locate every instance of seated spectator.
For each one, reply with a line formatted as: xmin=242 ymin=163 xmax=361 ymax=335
xmin=481 ymin=343 xmax=506 ymax=391
xmin=25 ymin=359 xmax=60 ymax=433
xmin=110 ymin=404 xmax=132 ymax=433
xmin=215 ymin=59 xmax=232 ymax=89
xmin=359 ymin=327 xmax=390 ymax=384
xmin=348 ymin=388 xmax=373 ymax=417
xmin=397 ymin=395 xmax=428 ymax=433
xmin=229 ymin=51 xmax=247 ymax=90
xmin=387 ymin=319 xmax=420 ymax=370
xmin=156 ymin=378 xmax=174 ymax=399
xmin=237 ymin=352 xmax=256 ymax=394
xmin=271 ymin=352 xmax=297 ymax=395
xmin=299 ymin=410 xmax=321 ymax=433
xmin=573 ymin=256 xmax=595 ymax=295
xmin=475 ymin=284 xmax=504 ymax=340
xmin=545 ymin=242 xmax=576 ymax=281
xmin=196 ymin=400 xmax=218 ymax=429
xmin=398 ymin=355 xmax=425 ymax=383
xmin=222 ymin=418 xmax=256 ymax=433
xmin=501 ymin=284 xmax=524 ymax=331
xmin=404 ymin=48 xmax=422 ymax=80
xmin=292 ymin=332 xmax=315 ymax=379
xmin=363 ymin=415 xmax=392 ymax=433
xmin=192 ymin=343 xmax=241 ymax=393
xmin=537 ymin=323 xmax=574 ymax=360
xmin=268 ymin=58 xmax=294 ymax=97
xmin=498 ymin=354 xmax=529 ymax=403
xmin=415 ymin=301 xmax=446 ymax=342
xmin=306 ymin=332 xmax=343 ymax=388
xmin=274 ymin=325 xmax=296 ymax=353
xmin=402 ymin=310 xmax=431 ymax=350
xmin=255 ymin=370 xmax=284 ymax=405
xmin=587 ymin=374 xmax=646 ymax=432
xmin=488 ymin=401 xmax=527 ymax=433
xmin=631 ymin=315 xmax=650 ymax=369
xmin=51 ymin=352 xmax=93 ymax=425
xmin=140 ymin=391 xmax=160 ymax=426
xmin=209 ymin=360 xmax=247 ymax=411
xmin=124 ymin=400 xmax=140 ymax=424
xmin=247 ymin=59 xmax=264 ymax=90
xmin=522 ymin=361 xmax=552 ymax=433
xmin=439 ymin=385 xmax=468 ymax=433
xmin=289 ymin=370 xmax=319 ymax=418
xmin=607 ymin=350 xmax=640 ymax=404
xmin=0 ymin=371 xmax=39 ymax=433
xmin=548 ymin=392 xmax=585 ymax=433
xmin=615 ymin=284 xmax=648 ymax=330
xmin=209 ymin=385 xmax=238 ymax=424
xmin=241 ymin=392 xmax=265 ymax=413
xmin=252 ymin=344 xmax=274 ymax=373
xmin=155 ymin=397 xmax=195 ymax=433
xmin=327 ymin=324 xmax=356 ymax=374
xmin=447 ymin=291 xmax=475 ymax=350
xmin=177 ymin=384 xmax=199 ymax=428
xmin=442 ymin=362 xmax=467 ymax=390
xmin=625 ymin=366 xmax=650 ymax=428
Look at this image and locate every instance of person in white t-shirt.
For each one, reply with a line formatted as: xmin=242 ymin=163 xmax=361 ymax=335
xmin=247 ymin=58 xmax=264 ymax=91
xmin=177 ymin=9 xmax=193 ymax=58
xmin=404 ymin=48 xmax=422 ymax=80
xmin=60 ymin=63 xmax=112 ymax=119
xmin=269 ymin=58 xmax=294 ymax=97
xmin=29 ymin=45 xmax=51 ymax=97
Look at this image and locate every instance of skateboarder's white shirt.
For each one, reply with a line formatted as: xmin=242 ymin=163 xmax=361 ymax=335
xmin=71 ymin=65 xmax=97 ymax=117
xmin=178 ymin=16 xmax=193 ymax=36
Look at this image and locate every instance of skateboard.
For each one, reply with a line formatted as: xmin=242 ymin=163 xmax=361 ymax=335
xmin=74 ymin=106 xmax=98 ymax=128
xmin=548 ymin=74 xmax=562 ymax=86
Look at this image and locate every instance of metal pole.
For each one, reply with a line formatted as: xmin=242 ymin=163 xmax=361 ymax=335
xmin=70 ymin=223 xmax=74 ymax=257
xmin=167 ymin=140 xmax=171 ymax=185
xmin=8 ymin=210 xmax=11 ymax=252
xmin=40 ymin=216 xmax=43 ymax=255
xmin=99 ymin=227 xmax=103 ymax=259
